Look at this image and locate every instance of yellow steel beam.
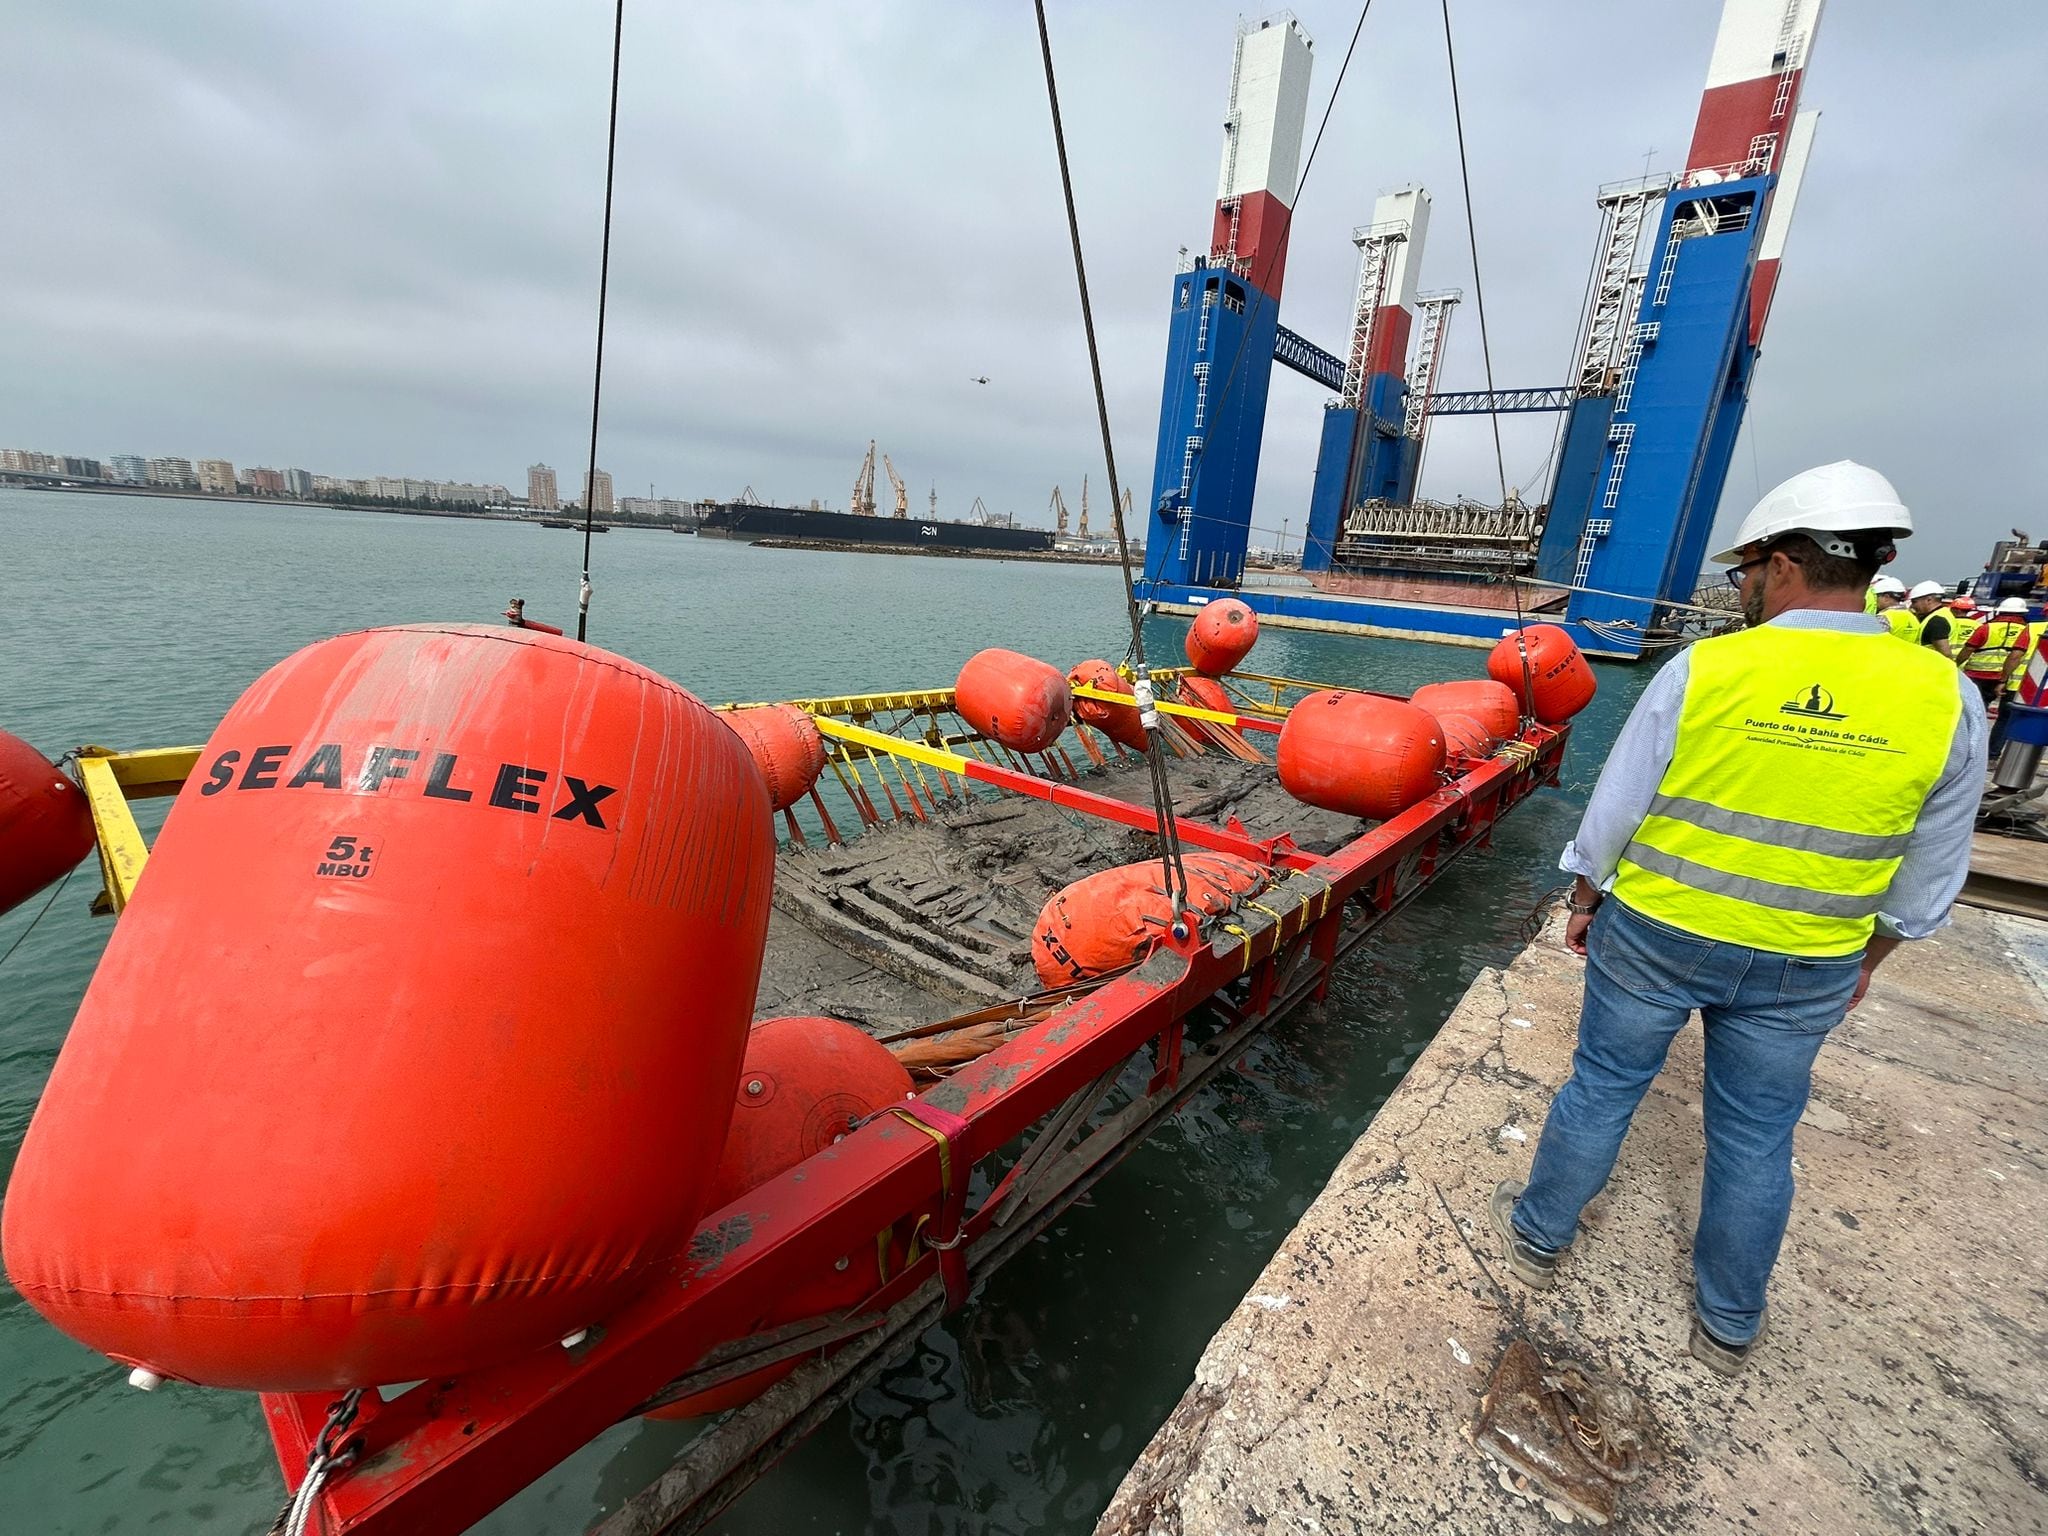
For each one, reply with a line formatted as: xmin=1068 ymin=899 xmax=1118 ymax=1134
xmin=1070 ymin=683 xmax=1244 ymax=728
xmin=68 ymin=746 xmax=200 ymax=913
xmin=717 ymin=687 xmax=958 ymax=717
xmin=103 ymin=745 xmax=201 ymax=799
xmin=813 ymin=716 xmax=972 ymax=778
xmin=74 ymin=755 xmax=152 ymax=914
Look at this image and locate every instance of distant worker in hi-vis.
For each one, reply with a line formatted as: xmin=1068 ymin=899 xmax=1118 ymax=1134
xmin=1906 ymin=580 xmax=1957 ymax=657
xmin=1489 ymin=461 xmax=1983 ymax=1375
xmin=1954 ymin=596 xmax=2033 ymax=708
xmin=1865 ymin=574 xmax=1916 ymax=639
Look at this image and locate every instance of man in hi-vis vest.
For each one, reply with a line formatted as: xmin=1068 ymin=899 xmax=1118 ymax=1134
xmin=1490 ymin=461 xmax=1983 ymax=1376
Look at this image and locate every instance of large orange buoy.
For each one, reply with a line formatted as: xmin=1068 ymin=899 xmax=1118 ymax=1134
xmin=1434 ymin=712 xmax=1500 ymax=760
xmin=1487 ymin=625 xmax=1597 ymax=724
xmin=1409 ymin=679 xmax=1519 ymax=742
xmin=707 ymin=1017 xmax=913 ymax=1210
xmin=1184 ymin=599 xmax=1259 ymax=676
xmin=2 ymin=624 xmax=776 ymax=1391
xmin=0 ymin=732 xmax=94 ymax=919
xmin=1067 ymin=660 xmax=1149 ymax=752
xmin=1277 ymin=691 xmax=1446 ymax=821
xmin=1031 ymin=852 xmax=1268 ymax=987
xmin=955 ymin=649 xmax=1072 ymax=755
xmin=644 ymin=1015 xmax=910 ymax=1421
xmin=721 ymin=704 xmax=827 ymax=812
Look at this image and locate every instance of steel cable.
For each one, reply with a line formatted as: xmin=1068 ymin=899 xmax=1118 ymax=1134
xmin=1439 ymin=0 xmax=1537 ymax=707
xmin=1032 ymin=0 xmax=1193 ymax=923
xmin=576 ymin=0 xmax=625 ymax=641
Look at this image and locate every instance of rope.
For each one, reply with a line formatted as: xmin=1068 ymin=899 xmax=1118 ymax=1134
xmin=0 ymin=864 xmax=75 ymax=972
xmin=1438 ymin=0 xmax=1536 ymax=711
xmin=576 ymin=0 xmax=625 ymax=642
xmin=1032 ymin=0 xmax=1192 ymax=927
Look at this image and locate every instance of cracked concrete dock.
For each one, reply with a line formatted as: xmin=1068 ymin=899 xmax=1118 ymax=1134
xmin=1098 ymin=903 xmax=2048 ymax=1535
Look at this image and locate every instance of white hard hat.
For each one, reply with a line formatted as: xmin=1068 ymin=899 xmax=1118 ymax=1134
xmin=1709 ymin=460 xmax=1913 ymax=565
xmin=1870 ymin=575 xmax=1906 ymax=595
xmin=1908 ymin=580 xmax=1947 ymax=600
xmin=1997 ymin=597 xmax=2030 ymax=614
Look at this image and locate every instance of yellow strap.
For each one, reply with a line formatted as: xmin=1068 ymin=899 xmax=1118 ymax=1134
xmin=888 ymin=1108 xmax=954 ymax=1198
xmin=1244 ymin=898 xmax=1290 ymax=937
xmin=1222 ymin=922 xmax=1254 ymax=974
xmin=817 ymin=716 xmax=972 ymax=779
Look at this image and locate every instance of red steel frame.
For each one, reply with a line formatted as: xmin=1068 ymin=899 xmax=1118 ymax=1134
xmin=262 ymin=718 xmax=1569 ymax=1534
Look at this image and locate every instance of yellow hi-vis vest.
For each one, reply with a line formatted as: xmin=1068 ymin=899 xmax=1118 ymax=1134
xmin=1880 ymin=605 xmax=1919 ymax=641
xmin=1612 ymin=624 xmax=1959 ymax=956
xmin=1962 ymin=618 xmax=2029 ymax=679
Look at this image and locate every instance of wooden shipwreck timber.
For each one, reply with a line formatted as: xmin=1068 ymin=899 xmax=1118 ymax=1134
xmin=0 ymin=608 xmax=1590 ymax=1535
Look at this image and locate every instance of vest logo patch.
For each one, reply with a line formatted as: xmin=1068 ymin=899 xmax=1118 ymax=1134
xmin=1780 ymin=683 xmax=1846 ymax=721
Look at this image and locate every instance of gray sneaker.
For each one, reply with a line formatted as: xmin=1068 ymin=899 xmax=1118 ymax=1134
xmin=1689 ymin=1310 xmax=1767 ymax=1376
xmin=1487 ymin=1180 xmax=1560 ymax=1290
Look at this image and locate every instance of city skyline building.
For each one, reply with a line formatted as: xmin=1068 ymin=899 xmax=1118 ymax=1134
xmin=6 ymin=439 xmax=636 ymax=517
xmin=584 ymin=467 xmax=613 ymax=515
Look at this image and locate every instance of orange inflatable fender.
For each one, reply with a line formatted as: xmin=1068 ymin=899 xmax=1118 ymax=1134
xmin=1184 ymin=599 xmax=1259 ymax=676
xmin=1276 ymin=691 xmax=1446 ymax=820
xmin=1032 ymin=852 xmax=1268 ymax=987
xmin=955 ymin=649 xmax=1072 ymax=755
xmin=2 ymin=624 xmax=777 ymax=1391
xmin=1067 ymin=660 xmax=1149 ymax=752
xmin=1487 ymin=625 xmax=1597 ymax=724
xmin=1409 ymin=679 xmax=1519 ymax=741
xmin=1434 ymin=711 xmax=1500 ymax=759
xmin=0 ymin=731 xmax=94 ymax=919
xmin=706 ymin=1016 xmax=913 ymax=1210
xmin=722 ymin=704 xmax=827 ymax=812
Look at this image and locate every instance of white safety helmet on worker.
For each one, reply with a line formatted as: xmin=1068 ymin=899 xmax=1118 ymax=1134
xmin=1908 ymin=580 xmax=1947 ymax=601
xmin=1996 ymin=597 xmax=2030 ymax=615
xmin=1709 ymin=460 xmax=1913 ymax=566
xmin=1870 ymin=575 xmax=1907 ymax=595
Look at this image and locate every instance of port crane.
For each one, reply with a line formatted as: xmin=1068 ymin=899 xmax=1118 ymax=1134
xmin=1049 ymin=486 xmax=1069 ymax=536
xmin=1079 ymin=475 xmax=1091 ymax=538
xmin=851 ymin=441 xmax=877 ymax=518
xmin=883 ymin=455 xmax=909 ymax=518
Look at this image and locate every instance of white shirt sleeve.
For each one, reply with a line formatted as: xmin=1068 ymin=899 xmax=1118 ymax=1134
xmin=1557 ymin=650 xmax=1689 ymax=887
xmin=1873 ymin=672 xmax=1987 ymax=940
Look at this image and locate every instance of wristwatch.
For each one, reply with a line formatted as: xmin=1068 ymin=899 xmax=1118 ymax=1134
xmin=1565 ymin=891 xmax=1603 ymax=916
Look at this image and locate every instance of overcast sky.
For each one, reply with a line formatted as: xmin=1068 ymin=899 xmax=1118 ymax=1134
xmin=6 ymin=1 xmax=2044 ymax=576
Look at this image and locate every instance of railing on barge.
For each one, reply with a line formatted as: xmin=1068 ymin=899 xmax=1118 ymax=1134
xmin=71 ymin=671 xmax=1568 ymax=1535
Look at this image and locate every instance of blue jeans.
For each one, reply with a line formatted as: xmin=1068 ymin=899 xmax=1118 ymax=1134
xmin=1513 ymin=898 xmax=1861 ymax=1344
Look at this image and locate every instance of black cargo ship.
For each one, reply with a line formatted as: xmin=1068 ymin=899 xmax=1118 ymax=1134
xmin=698 ymin=501 xmax=1052 ymax=555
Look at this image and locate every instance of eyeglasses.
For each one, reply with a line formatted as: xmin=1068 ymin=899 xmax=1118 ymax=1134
xmin=1725 ymin=556 xmax=1769 ymax=589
